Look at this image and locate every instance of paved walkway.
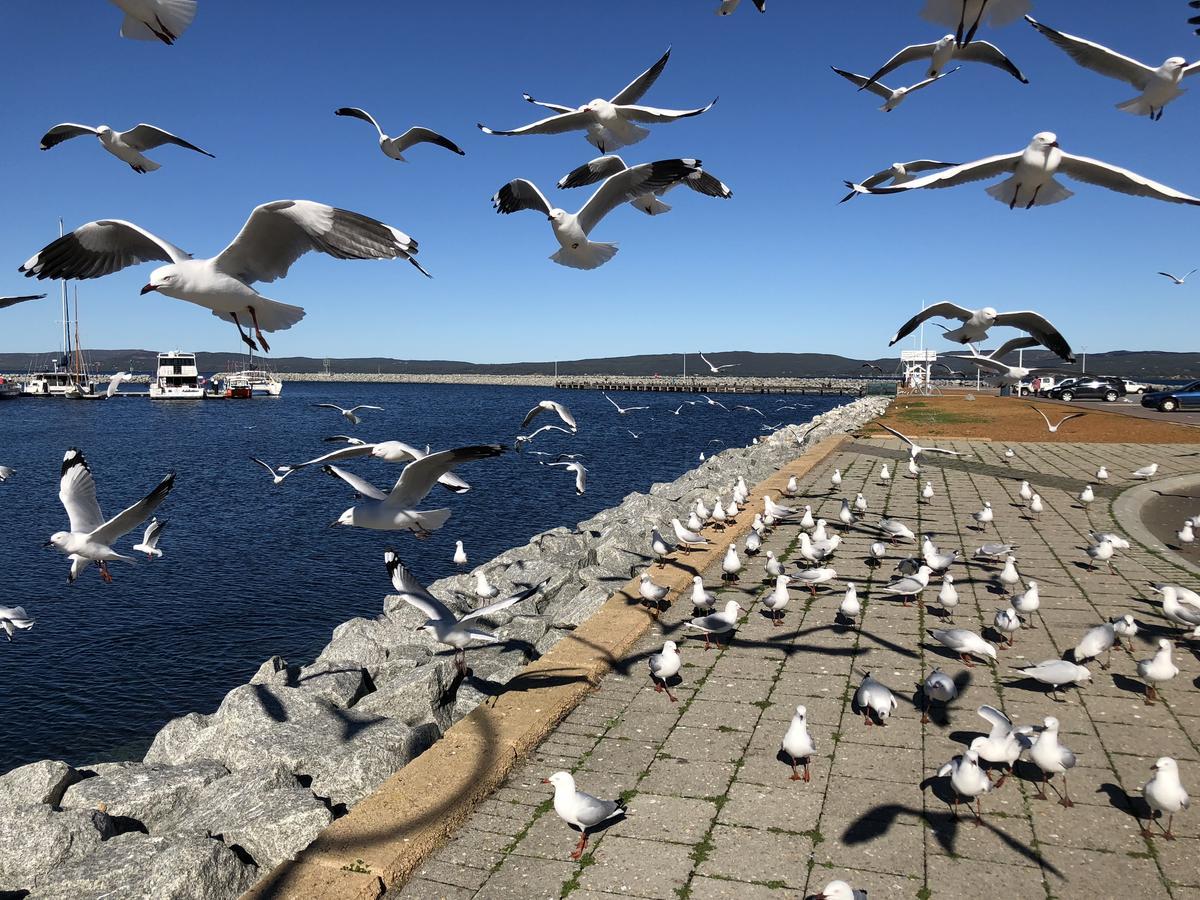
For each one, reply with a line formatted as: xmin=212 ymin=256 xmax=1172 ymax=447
xmin=389 ymin=440 xmax=1200 ymax=900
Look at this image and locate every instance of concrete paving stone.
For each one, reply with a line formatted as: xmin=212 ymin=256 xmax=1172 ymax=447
xmin=641 ymin=755 xmax=737 ymax=799
xmin=677 ymin=699 xmax=765 ymax=733
xmin=1035 ymin=845 xmax=1168 ymax=898
xmin=820 ymin=775 xmax=925 ymax=828
xmin=759 ymin=694 xmax=845 ymax=726
xmin=660 ymin=725 xmax=753 ymax=763
xmin=687 ymin=875 xmax=799 ymax=899
xmin=493 ymin=786 xmax=550 ymax=807
xmin=694 ymin=674 xmax=776 ymax=704
xmin=838 ymin=712 xmax=924 ymax=751
xmin=716 ymin=780 xmax=825 ymax=833
xmin=1032 ymin=795 xmax=1147 ymax=853
xmin=815 ymin=820 xmax=924 ymax=878
xmin=469 ymin=812 xmax=531 ymax=837
xmin=737 ymin=733 xmax=835 ymax=788
xmin=1154 ymin=837 xmax=1200 ymax=887
xmin=507 ymin=810 xmax=585 ymax=861
xmin=925 ymin=809 xmax=1036 ymax=866
xmin=617 ymin=793 xmax=718 ymax=844
xmin=475 ymin=854 xmax=579 ymax=899
xmin=696 ymin=824 xmax=813 ymax=890
xmin=1095 ymin=722 xmax=1200 ymax=761
xmin=578 ymin=834 xmax=696 ymax=899
xmin=391 ymin=877 xmax=477 ymax=899
xmin=577 ymin=738 xmax=661 ymax=776
xmin=452 ymin=828 xmax=517 ymax=854
xmin=412 ymin=860 xmax=493 ymax=890
xmin=605 ymin=713 xmax=680 ymax=742
xmin=924 ymin=853 xmax=1047 ymax=898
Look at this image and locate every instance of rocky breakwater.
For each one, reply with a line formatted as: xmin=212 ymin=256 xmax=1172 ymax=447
xmin=0 ymin=395 xmax=889 ymax=900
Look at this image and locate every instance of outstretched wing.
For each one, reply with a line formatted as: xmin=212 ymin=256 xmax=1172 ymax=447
xmin=20 ymin=220 xmax=190 ymax=281
xmin=1025 ymin=16 xmax=1154 ymax=89
xmin=120 ymin=124 xmax=214 ymax=157
xmin=866 ymin=153 xmax=1023 ymax=195
xmin=578 ymin=159 xmax=703 ymax=234
xmin=889 ymin=302 xmax=976 ymax=345
xmin=617 ymin=99 xmax=718 ymax=124
xmin=212 ymin=200 xmax=428 ymax=285
xmin=385 ymin=551 xmax=455 ymax=622
xmin=611 ymin=48 xmax=672 ymax=105
xmin=385 ymin=445 xmax=505 ymax=508
xmin=861 ymin=43 xmax=939 ymax=90
xmin=954 ymin=41 xmax=1029 ymax=83
xmin=91 ymin=472 xmax=176 ymax=546
xmin=460 ymin=577 xmax=549 ymax=623
xmin=322 ymin=464 xmax=388 ymax=501
xmin=59 ymin=449 xmax=104 ymax=533
xmin=492 ymin=179 xmax=554 ymax=217
xmin=991 ymin=311 xmax=1074 ymax=361
xmin=39 ymin=123 xmax=100 ymax=150
xmin=280 ymin=443 xmax=376 ymax=472
xmin=0 ymin=293 xmax=47 ymax=310
xmin=392 ymin=127 xmax=466 ymax=156
xmin=977 ymin=704 xmax=1012 ymax=739
xmin=558 ymin=156 xmax=629 ymax=189
xmin=478 ymin=109 xmax=596 ymax=137
xmin=1059 ymin=154 xmax=1200 ymax=206
xmin=334 ymin=106 xmax=385 ymax=137
xmin=831 ymin=66 xmax=893 ymax=100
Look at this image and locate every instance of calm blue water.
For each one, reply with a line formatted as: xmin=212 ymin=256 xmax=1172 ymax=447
xmin=0 ymin=382 xmax=846 ymax=772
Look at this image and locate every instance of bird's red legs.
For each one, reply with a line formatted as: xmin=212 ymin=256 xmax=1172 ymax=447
xmin=230 ymin=313 xmax=259 ymax=351
xmin=570 ymin=833 xmax=588 ymax=860
xmin=248 ymin=307 xmax=271 ymax=352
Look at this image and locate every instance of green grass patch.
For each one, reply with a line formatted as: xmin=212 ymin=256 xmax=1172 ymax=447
xmin=559 ymin=852 xmax=596 ymax=897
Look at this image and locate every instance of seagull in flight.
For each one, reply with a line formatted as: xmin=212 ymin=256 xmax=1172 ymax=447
xmin=108 ymin=0 xmax=196 ymax=44
xmin=1029 ymin=406 xmax=1086 ymax=433
xmin=947 ymin=337 xmax=1065 ymax=386
xmin=877 ymin=423 xmax=963 ymax=459
xmin=492 ymin=159 xmax=705 ymax=269
xmin=548 ymin=461 xmax=588 ymax=495
xmin=604 ymin=393 xmax=649 ymax=414
xmin=521 ymin=400 xmax=577 ymax=432
xmin=0 ymin=293 xmax=47 ymax=311
xmin=20 ymin=201 xmax=429 ymax=353
xmin=889 ymin=302 xmax=1074 ymax=361
xmin=40 ymin=122 xmax=213 ymax=174
xmin=278 ymin=441 xmax=473 ymax=495
xmin=515 ymin=425 xmax=574 ymax=450
xmin=1026 ymin=16 xmax=1200 ymax=121
xmin=860 ymin=35 xmax=1028 ymax=92
xmin=1159 ymin=268 xmax=1197 ymax=285
xmin=841 ymin=160 xmax=959 ymax=203
xmin=48 ymin=448 xmax=175 ymax=583
xmin=698 ymin=394 xmax=729 ymax=410
xmin=479 ymin=49 xmax=717 ymax=153
xmin=251 ymin=457 xmax=294 ymax=486
xmin=333 ymin=107 xmax=465 ymax=160
xmin=699 ymin=352 xmax=738 ymax=373
xmin=733 ymin=404 xmax=764 ymax=417
xmin=312 ymin=403 xmax=383 ymax=426
xmin=132 ymin=518 xmax=168 ymax=559
xmin=832 ymin=66 xmax=959 ymax=112
xmin=329 ymin=445 xmax=505 ymax=534
xmin=858 ymin=131 xmax=1200 ymax=209
xmin=386 ymin=552 xmax=546 ymax=673
xmin=557 ymin=155 xmax=731 ymax=216
xmin=923 ymin=0 xmax=1030 ymax=47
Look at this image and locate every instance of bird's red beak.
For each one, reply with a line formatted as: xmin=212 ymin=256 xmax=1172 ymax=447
xmin=541 ymin=778 xmax=551 ymax=784
xmin=140 ymin=284 xmax=158 ymax=295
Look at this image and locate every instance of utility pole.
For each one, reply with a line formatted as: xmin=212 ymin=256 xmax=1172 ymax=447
xmin=683 ymin=353 xmax=687 ymax=379
xmin=1080 ymin=347 xmax=1087 ymax=374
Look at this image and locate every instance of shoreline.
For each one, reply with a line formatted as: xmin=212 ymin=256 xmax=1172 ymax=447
xmin=0 ymin=396 xmax=890 ymax=899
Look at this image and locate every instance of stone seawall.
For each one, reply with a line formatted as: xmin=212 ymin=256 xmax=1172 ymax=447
xmin=0 ymin=396 xmax=889 ymax=899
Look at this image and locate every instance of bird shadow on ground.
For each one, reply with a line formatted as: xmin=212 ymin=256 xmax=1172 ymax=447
xmin=842 ymin=799 xmax=1062 ymax=875
xmin=1003 ymin=676 xmax=1084 ymax=703
xmin=1096 ymin=781 xmax=1149 ymax=821
xmin=462 ymin=666 xmax=593 ymax=704
xmin=249 ymin=684 xmax=290 ymax=724
xmin=1111 ymin=672 xmax=1149 ymax=699
xmin=327 ymin=706 xmax=388 ymax=743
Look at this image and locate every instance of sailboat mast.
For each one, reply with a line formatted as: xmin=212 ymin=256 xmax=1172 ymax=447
xmin=59 ymin=218 xmax=69 ymax=367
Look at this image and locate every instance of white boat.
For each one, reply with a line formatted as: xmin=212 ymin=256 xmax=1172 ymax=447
xmin=212 ymin=354 xmax=283 ymax=396
xmin=149 ymin=351 xmax=206 ymax=400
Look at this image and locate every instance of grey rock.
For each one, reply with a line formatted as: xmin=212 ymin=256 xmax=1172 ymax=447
xmin=0 ymin=759 xmax=83 ymax=808
xmin=60 ymin=761 xmax=228 ymax=832
xmin=307 ymin=719 xmax=439 ymax=809
xmin=551 ymin=583 xmax=614 ymax=628
xmin=144 ymin=712 xmax=211 ymax=768
xmin=166 ymin=764 xmax=332 ymax=871
xmin=28 ymin=832 xmax=257 ymax=900
xmin=0 ymin=804 xmax=114 ymax=891
xmin=353 ymin=660 xmax=456 ymax=733
xmin=497 ymin=614 xmax=549 ymax=656
xmin=313 ymin=617 xmax=393 ymax=676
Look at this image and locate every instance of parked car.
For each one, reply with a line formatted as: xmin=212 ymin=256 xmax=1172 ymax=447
xmin=1121 ymin=379 xmax=1150 ymax=394
xmin=1142 ymin=381 xmax=1200 ymax=412
xmin=1049 ymin=378 xmax=1128 ymax=402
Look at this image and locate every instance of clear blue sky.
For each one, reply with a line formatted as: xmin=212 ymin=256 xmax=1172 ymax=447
xmin=0 ymin=0 xmax=1196 ymax=362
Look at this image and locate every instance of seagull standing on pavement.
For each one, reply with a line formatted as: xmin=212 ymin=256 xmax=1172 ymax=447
xmin=543 ymin=771 xmax=627 ymax=860
xmin=1137 ymin=639 xmax=1179 ymax=705
xmin=971 ymin=502 xmax=994 ymax=529
xmin=937 ymin=749 xmax=991 ymax=823
xmin=1132 ymin=464 xmax=1160 ymax=480
xmin=781 ymin=705 xmax=817 ymax=782
xmin=685 ymin=600 xmax=744 ymax=650
xmin=855 ymin=672 xmax=898 ymax=726
xmin=1078 ymin=484 xmax=1095 ymax=506
xmin=762 ymin=574 xmax=791 ymax=626
xmin=1141 ymin=758 xmax=1190 ymax=841
xmin=921 ymin=668 xmax=959 ymax=723
xmin=1030 ymin=716 xmax=1078 ymax=807
xmin=647 ymin=641 xmax=681 ymax=701
xmin=929 ymin=628 xmax=998 ymax=667
xmin=994 ymin=607 xmax=1020 ymax=645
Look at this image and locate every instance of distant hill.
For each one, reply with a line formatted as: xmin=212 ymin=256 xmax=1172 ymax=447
xmin=2 ymin=349 xmax=1197 ymax=380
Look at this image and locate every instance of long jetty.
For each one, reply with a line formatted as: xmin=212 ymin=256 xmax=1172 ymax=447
xmin=552 ymin=375 xmax=878 ymax=395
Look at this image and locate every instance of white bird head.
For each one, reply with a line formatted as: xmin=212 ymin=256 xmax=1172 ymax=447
xmin=543 ymin=771 xmax=574 ymax=789
xmin=663 ymin=640 xmax=678 ymax=653
xmin=1166 ymin=57 xmax=1188 ymax=71
xmin=693 ymin=575 xmax=703 ymax=584
xmin=331 ymin=508 xmax=356 ymax=527
xmin=546 ymin=208 xmax=567 ymax=224
xmin=1043 ymin=715 xmax=1060 ymax=731
xmin=96 ymin=125 xmax=114 ymax=136
xmin=1157 ymin=638 xmax=1172 ymax=651
xmin=980 ymin=306 xmax=998 ymax=320
xmin=723 ymin=600 xmax=745 ymax=615
xmin=1153 ymin=757 xmax=1178 ymax=773
xmin=142 ymin=265 xmax=182 ymax=297
xmin=1031 ymin=131 xmax=1059 ymax=151
xmin=935 ymin=34 xmax=955 ymax=49
xmin=793 ymin=704 xmax=807 ymax=720
xmin=44 ymin=531 xmax=71 ymax=551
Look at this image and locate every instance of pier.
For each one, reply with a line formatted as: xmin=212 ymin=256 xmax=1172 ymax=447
xmin=552 ymin=375 xmax=876 ymax=395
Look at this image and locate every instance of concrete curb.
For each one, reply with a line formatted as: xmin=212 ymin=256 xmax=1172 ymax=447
xmin=240 ymin=434 xmax=851 ymax=900
xmin=1111 ymin=472 xmax=1200 ymax=579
